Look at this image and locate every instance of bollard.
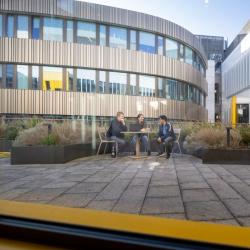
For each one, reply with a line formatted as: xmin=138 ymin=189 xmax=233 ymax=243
xmin=226 ymin=127 xmax=232 ymax=147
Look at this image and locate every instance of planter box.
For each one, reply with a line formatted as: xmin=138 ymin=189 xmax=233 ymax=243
xmin=0 ymin=139 xmax=13 ymax=152
xmin=202 ymin=149 xmax=250 ymax=165
xmin=11 ymin=143 xmax=95 ymax=165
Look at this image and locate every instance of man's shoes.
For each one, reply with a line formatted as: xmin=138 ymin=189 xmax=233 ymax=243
xmin=147 ymin=150 xmax=151 ymax=156
xmin=166 ymin=152 xmax=171 ymax=159
xmin=157 ymin=152 xmax=165 ymax=157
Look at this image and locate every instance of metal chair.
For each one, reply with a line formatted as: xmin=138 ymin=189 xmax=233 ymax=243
xmin=96 ymin=127 xmax=117 ymax=157
xmin=172 ymin=128 xmax=182 ymax=154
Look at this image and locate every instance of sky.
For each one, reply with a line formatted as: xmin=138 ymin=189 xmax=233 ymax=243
xmin=77 ymin=0 xmax=250 ymax=44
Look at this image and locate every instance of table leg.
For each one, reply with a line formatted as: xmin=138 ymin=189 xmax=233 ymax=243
xmin=135 ymin=137 xmax=141 ymax=157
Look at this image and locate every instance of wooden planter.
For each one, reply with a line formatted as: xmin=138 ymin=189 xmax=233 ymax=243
xmin=11 ymin=143 xmax=95 ymax=165
xmin=202 ymin=148 xmax=250 ymax=165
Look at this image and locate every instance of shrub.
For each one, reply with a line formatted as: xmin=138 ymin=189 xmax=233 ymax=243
xmin=238 ymin=126 xmax=250 ymax=145
xmin=40 ymin=134 xmax=57 ymax=145
xmin=0 ymin=121 xmax=6 ymax=139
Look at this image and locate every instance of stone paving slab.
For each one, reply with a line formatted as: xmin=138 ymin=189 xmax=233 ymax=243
xmin=1 ymin=154 xmax=250 ymax=227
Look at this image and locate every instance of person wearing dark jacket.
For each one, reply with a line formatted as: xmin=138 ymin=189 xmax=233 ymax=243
xmin=131 ymin=114 xmax=151 ymax=156
xmin=155 ymin=115 xmax=176 ymax=159
xmin=107 ymin=111 xmax=127 ymax=153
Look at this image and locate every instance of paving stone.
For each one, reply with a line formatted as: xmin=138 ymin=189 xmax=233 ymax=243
xmin=152 ymin=213 xmax=186 ymax=220
xmin=50 ymin=193 xmax=97 ymax=207
xmin=141 ymin=197 xmax=184 ymax=214
xmin=0 ymin=188 xmax=30 ymax=200
xmin=228 ymin=182 xmax=250 ymax=201
xmin=150 ymin=179 xmax=178 ymax=186
xmin=237 ymin=217 xmax=250 ymax=227
xmin=86 ymin=200 xmax=116 ymax=211
xmin=61 ymin=174 xmax=90 ymax=182
xmin=223 ymin=199 xmax=250 ymax=217
xmin=66 ymin=182 xmax=108 ymax=194
xmin=182 ymin=189 xmax=218 ymax=202
xmin=129 ymin=178 xmax=150 ymax=186
xmin=147 ymin=186 xmax=180 ymax=198
xmin=180 ymin=182 xmax=210 ymax=190
xmin=42 ymin=181 xmax=77 ymax=189
xmin=185 ymin=201 xmax=232 ymax=221
xmin=178 ymin=174 xmax=204 ymax=184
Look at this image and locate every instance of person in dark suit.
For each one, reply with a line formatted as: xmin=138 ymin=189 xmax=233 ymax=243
xmin=130 ymin=114 xmax=151 ymax=156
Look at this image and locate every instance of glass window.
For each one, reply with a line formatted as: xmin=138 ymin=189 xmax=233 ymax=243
xmin=32 ymin=17 xmax=40 ymax=39
xmin=166 ymin=38 xmax=178 ymax=59
xmin=43 ymin=17 xmax=63 ymax=42
xmin=0 ymin=15 xmax=2 ymax=37
xmin=139 ymin=32 xmax=155 ymax=54
xmin=17 ymin=15 xmax=28 ymax=38
xmin=130 ymin=30 xmax=137 ymax=50
xmin=179 ymin=44 xmax=184 ymax=62
xmin=139 ymin=75 xmax=155 ymax=97
xmin=99 ymin=25 xmax=106 ymax=46
xmin=0 ymin=64 xmax=2 ymax=86
xmin=7 ymin=16 xmax=14 ymax=38
xmin=130 ymin=74 xmax=137 ymax=95
xmin=185 ymin=46 xmax=193 ymax=65
xmin=158 ymin=78 xmax=164 ymax=98
xmin=167 ymin=79 xmax=178 ymax=100
xmin=66 ymin=20 xmax=74 ymax=43
xmin=109 ymin=26 xmax=127 ymax=49
xmin=32 ymin=66 xmax=39 ymax=90
xmin=77 ymin=21 xmax=96 ymax=45
xmin=66 ymin=68 xmax=74 ymax=91
xmin=109 ymin=72 xmax=127 ymax=95
xmin=77 ymin=69 xmax=96 ymax=92
xmin=157 ymin=36 xmax=164 ymax=55
xmin=43 ymin=66 xmax=63 ymax=91
xmin=17 ymin=65 xmax=28 ymax=89
xmin=99 ymin=71 xmax=106 ymax=93
xmin=6 ymin=64 xmax=14 ymax=88
xmin=193 ymin=52 xmax=198 ymax=70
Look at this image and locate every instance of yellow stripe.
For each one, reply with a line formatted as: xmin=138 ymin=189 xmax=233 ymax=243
xmin=231 ymin=96 xmax=237 ymax=128
xmin=0 ymin=200 xmax=250 ymax=248
xmin=0 ymin=152 xmax=10 ymax=158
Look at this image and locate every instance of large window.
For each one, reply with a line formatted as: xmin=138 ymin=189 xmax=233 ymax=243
xmin=66 ymin=68 xmax=74 ymax=91
xmin=0 ymin=15 xmax=2 ymax=37
xmin=99 ymin=25 xmax=106 ymax=46
xmin=43 ymin=66 xmax=63 ymax=91
xmin=109 ymin=72 xmax=127 ymax=95
xmin=130 ymin=74 xmax=137 ymax=95
xmin=158 ymin=78 xmax=164 ymax=98
xmin=0 ymin=64 xmax=2 ymax=86
xmin=43 ymin=18 xmax=63 ymax=42
xmin=179 ymin=44 xmax=184 ymax=62
xmin=185 ymin=46 xmax=193 ymax=65
xmin=157 ymin=36 xmax=164 ymax=55
xmin=32 ymin=17 xmax=40 ymax=39
xmin=17 ymin=65 xmax=28 ymax=89
xmin=32 ymin=66 xmax=39 ymax=90
xmin=7 ymin=16 xmax=14 ymax=38
xmin=17 ymin=15 xmax=28 ymax=38
xmin=139 ymin=32 xmax=155 ymax=54
xmin=130 ymin=30 xmax=137 ymax=50
xmin=6 ymin=64 xmax=14 ymax=88
xmin=139 ymin=75 xmax=155 ymax=97
xmin=99 ymin=71 xmax=106 ymax=93
xmin=77 ymin=69 xmax=96 ymax=92
xmin=66 ymin=20 xmax=74 ymax=43
xmin=167 ymin=79 xmax=178 ymax=100
xmin=109 ymin=26 xmax=127 ymax=49
xmin=166 ymin=38 xmax=178 ymax=59
xmin=77 ymin=22 xmax=96 ymax=45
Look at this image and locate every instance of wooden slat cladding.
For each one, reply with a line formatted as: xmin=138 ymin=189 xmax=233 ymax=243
xmin=0 ymin=89 xmax=208 ymax=121
xmin=0 ymin=38 xmax=208 ymax=94
xmin=0 ymin=0 xmax=207 ymax=65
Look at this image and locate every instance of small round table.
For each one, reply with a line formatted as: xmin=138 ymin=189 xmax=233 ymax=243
xmin=121 ymin=130 xmax=153 ymax=159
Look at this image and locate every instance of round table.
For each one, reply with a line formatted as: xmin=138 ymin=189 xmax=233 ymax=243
xmin=121 ymin=130 xmax=154 ymax=159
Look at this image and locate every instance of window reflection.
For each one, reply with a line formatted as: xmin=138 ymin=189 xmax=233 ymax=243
xmin=32 ymin=66 xmax=39 ymax=90
xmin=166 ymin=38 xmax=178 ymax=59
xmin=43 ymin=66 xmax=63 ymax=91
xmin=0 ymin=15 xmax=2 ymax=37
xmin=77 ymin=69 xmax=96 ymax=92
xmin=99 ymin=71 xmax=106 ymax=93
xmin=66 ymin=68 xmax=74 ymax=91
xmin=7 ymin=16 xmax=14 ymax=38
xmin=179 ymin=44 xmax=184 ymax=62
xmin=130 ymin=30 xmax=137 ymax=50
xmin=17 ymin=65 xmax=28 ymax=89
xmin=185 ymin=46 xmax=193 ymax=65
xmin=99 ymin=25 xmax=106 ymax=46
xmin=158 ymin=77 xmax=164 ymax=98
xmin=0 ymin=64 xmax=2 ymax=86
xmin=66 ymin=20 xmax=74 ymax=43
xmin=130 ymin=74 xmax=137 ymax=95
xmin=32 ymin=17 xmax=40 ymax=39
xmin=139 ymin=32 xmax=155 ymax=54
xmin=17 ymin=16 xmax=28 ymax=38
xmin=77 ymin=22 xmax=96 ymax=45
xmin=157 ymin=36 xmax=164 ymax=55
xmin=139 ymin=75 xmax=155 ymax=96
xmin=43 ymin=18 xmax=63 ymax=41
xmin=109 ymin=26 xmax=127 ymax=49
xmin=109 ymin=71 xmax=127 ymax=95
xmin=6 ymin=64 xmax=14 ymax=88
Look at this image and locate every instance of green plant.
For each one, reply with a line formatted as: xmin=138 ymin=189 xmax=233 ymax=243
xmin=5 ymin=126 xmax=20 ymax=140
xmin=0 ymin=122 xmax=6 ymax=139
xmin=40 ymin=134 xmax=57 ymax=145
xmin=238 ymin=126 xmax=250 ymax=145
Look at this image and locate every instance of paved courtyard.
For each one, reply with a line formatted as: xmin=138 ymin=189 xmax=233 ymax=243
xmin=0 ymin=154 xmax=250 ymax=227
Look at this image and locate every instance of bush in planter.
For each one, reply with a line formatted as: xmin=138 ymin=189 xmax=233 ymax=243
xmin=0 ymin=121 xmax=6 ymax=139
xmin=238 ymin=126 xmax=250 ymax=146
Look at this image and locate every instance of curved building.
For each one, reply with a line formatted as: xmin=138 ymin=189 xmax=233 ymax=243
xmin=0 ymin=0 xmax=208 ymax=121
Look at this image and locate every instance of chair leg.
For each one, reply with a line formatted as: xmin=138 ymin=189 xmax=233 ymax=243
xmin=96 ymin=142 xmax=102 ymax=155
xmin=104 ymin=143 xmax=108 ymax=154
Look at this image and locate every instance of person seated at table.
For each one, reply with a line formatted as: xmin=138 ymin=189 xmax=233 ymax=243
xmin=154 ymin=115 xmax=176 ymax=159
xmin=106 ymin=111 xmax=127 ymax=154
xmin=130 ymin=114 xmax=151 ymax=156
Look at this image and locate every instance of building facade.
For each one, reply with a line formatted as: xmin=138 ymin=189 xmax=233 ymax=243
xmin=222 ymin=20 xmax=250 ymax=124
xmin=0 ymin=0 xmax=208 ymax=121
